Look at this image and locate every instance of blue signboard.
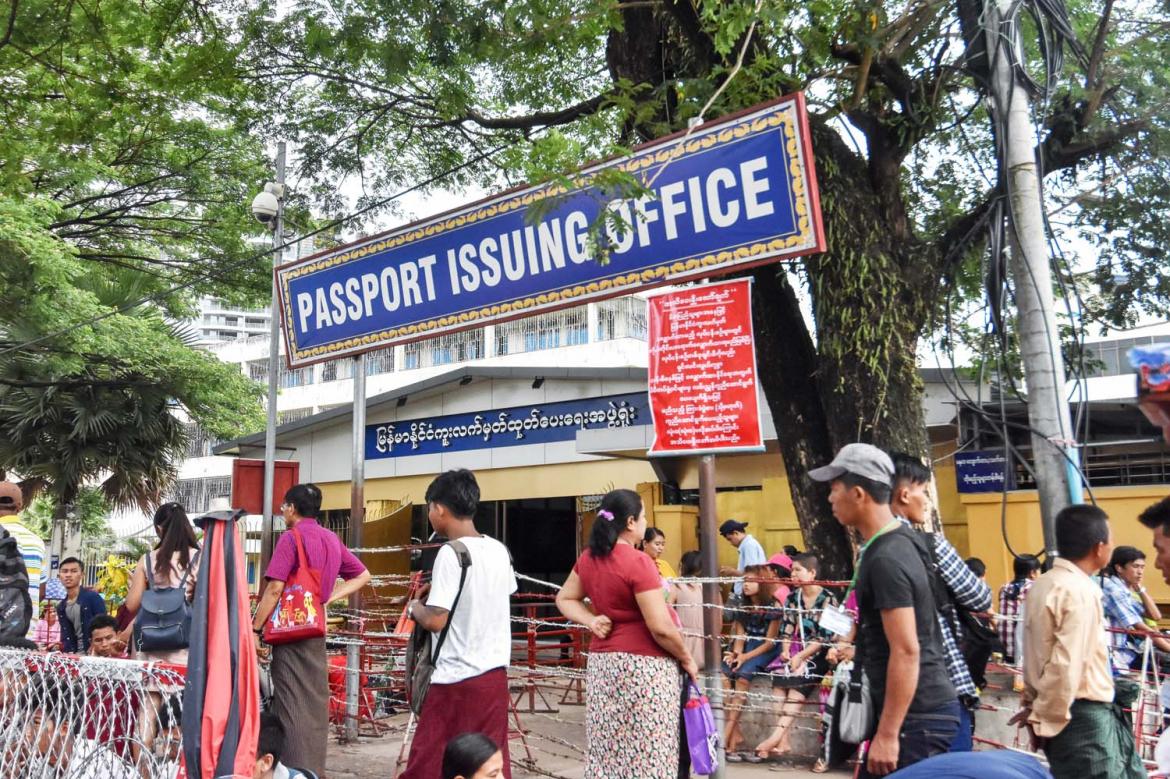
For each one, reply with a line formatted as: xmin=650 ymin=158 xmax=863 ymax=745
xmin=366 ymin=392 xmax=648 ymax=460
xmin=278 ymin=95 xmax=824 ymax=367
xmin=954 ymin=450 xmax=1016 ymax=493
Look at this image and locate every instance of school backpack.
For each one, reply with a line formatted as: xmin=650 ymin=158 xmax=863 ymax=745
xmin=0 ymin=527 xmax=33 ymax=641
xmin=910 ymin=532 xmax=1002 ymax=690
xmin=134 ymin=549 xmax=200 ymax=652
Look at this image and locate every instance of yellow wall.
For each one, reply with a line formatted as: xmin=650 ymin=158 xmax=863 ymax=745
xmin=651 ymin=504 xmax=699 ymax=570
xmin=316 ymin=458 xmax=659 ymax=511
xmin=963 ymin=486 xmax=1170 ymax=601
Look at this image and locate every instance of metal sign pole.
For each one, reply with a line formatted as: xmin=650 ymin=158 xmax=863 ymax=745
xmin=698 ymin=454 xmax=726 ymax=778
xmin=259 ymin=142 xmax=286 ymax=581
xmin=345 ymin=353 xmax=366 ymax=742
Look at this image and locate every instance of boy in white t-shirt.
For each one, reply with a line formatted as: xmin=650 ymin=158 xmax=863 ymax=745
xmin=401 ymin=469 xmax=517 ymax=779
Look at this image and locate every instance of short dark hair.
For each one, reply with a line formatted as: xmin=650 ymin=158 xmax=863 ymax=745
xmin=889 ymin=452 xmax=931 ymax=486
xmin=89 ymin=614 xmax=118 ymax=636
xmin=442 ymin=732 xmax=499 ymax=779
xmin=1055 ymin=504 xmax=1110 ymax=561
xmin=680 ymin=550 xmax=702 ymax=578
xmin=425 ymin=470 xmax=479 ymax=519
xmin=792 ymin=553 xmax=819 ymax=575
xmin=283 ymin=483 xmax=322 ymax=518
xmin=644 ymin=527 xmax=665 ymax=543
xmin=1139 ymin=496 xmax=1170 ymax=535
xmin=1109 ymin=546 xmax=1146 ymax=576
xmin=839 ymin=472 xmax=892 ymax=505
xmin=1012 ymin=554 xmax=1041 ymax=580
xmin=258 ymin=712 xmax=285 ymax=762
xmin=964 ymin=557 xmax=986 ymax=578
xmin=783 ymin=545 xmax=800 ymax=556
xmin=59 ymin=557 xmax=82 ymax=571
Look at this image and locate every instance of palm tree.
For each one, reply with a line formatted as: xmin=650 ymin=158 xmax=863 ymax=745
xmin=0 ymin=373 xmax=188 ymax=513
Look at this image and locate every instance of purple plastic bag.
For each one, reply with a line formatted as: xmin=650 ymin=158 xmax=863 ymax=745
xmin=684 ymin=682 xmax=720 ymax=775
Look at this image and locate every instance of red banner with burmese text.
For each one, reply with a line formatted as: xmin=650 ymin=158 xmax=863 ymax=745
xmin=647 ymin=279 xmax=765 ymax=456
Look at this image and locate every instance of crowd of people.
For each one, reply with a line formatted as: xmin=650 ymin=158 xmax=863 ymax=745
xmin=2 ymin=441 xmax=1170 ymax=779
xmin=543 ymin=443 xmax=1170 ymax=779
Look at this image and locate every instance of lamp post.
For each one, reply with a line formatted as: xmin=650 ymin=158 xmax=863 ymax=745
xmin=252 ymin=143 xmax=286 ymax=579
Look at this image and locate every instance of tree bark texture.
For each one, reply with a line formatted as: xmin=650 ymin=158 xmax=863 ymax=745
xmin=606 ymin=8 xmax=937 ymax=577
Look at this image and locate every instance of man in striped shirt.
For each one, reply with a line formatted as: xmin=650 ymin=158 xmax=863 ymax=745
xmin=0 ymin=481 xmax=46 ymax=641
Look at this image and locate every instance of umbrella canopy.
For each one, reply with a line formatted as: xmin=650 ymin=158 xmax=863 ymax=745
xmin=182 ymin=509 xmax=259 ymax=778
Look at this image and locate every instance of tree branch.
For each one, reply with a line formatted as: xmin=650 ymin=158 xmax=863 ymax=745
xmin=456 ymin=91 xmax=616 ymax=131
xmin=0 ymin=0 xmax=18 ymax=50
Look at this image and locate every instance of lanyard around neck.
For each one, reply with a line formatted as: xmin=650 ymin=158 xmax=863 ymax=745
xmin=844 ymin=519 xmax=900 ymax=601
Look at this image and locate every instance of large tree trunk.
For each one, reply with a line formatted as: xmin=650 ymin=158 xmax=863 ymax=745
xmin=605 ymin=12 xmax=937 ymax=577
xmin=746 ymin=120 xmax=935 ymax=575
xmin=750 ymin=266 xmax=854 ymax=578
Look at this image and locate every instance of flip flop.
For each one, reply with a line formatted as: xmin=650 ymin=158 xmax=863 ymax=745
xmin=726 ymin=752 xmax=745 ymax=763
xmin=811 ymin=758 xmax=830 ymax=773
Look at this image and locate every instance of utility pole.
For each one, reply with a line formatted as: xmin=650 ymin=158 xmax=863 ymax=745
xmin=698 ymin=455 xmax=725 ymax=779
xmin=259 ymin=142 xmax=286 ymax=577
xmin=345 ymin=353 xmax=367 ymax=743
xmin=985 ymin=0 xmax=1082 ymax=559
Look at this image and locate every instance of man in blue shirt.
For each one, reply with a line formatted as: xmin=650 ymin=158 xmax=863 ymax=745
xmin=1099 ymin=564 xmax=1170 ymax=670
xmin=719 ymin=520 xmax=767 ymax=598
xmin=56 ymin=556 xmax=107 ymax=653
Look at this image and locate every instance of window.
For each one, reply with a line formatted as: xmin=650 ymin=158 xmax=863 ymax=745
xmin=496 ymin=306 xmax=587 ymax=355
xmin=184 ymin=423 xmax=220 ymax=458
xmin=168 ymin=476 xmax=232 ymax=514
xmin=321 ymin=359 xmax=356 ymax=382
xmin=366 ymin=349 xmax=395 ymax=375
xmin=403 ymin=330 xmax=483 ymax=369
xmin=278 ymin=364 xmax=314 ymax=389
xmin=597 ymin=297 xmax=648 ymax=341
xmin=247 ymin=360 xmax=268 ymax=383
xmin=278 ymin=408 xmax=313 ymax=425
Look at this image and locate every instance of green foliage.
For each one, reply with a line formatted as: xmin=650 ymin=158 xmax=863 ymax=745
xmin=0 ymin=0 xmax=269 ymax=509
xmin=22 ymin=488 xmax=114 ymax=544
xmin=0 ymin=0 xmax=274 ymax=309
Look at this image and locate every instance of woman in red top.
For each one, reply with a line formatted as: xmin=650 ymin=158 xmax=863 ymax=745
xmin=556 ymin=489 xmax=698 ymax=779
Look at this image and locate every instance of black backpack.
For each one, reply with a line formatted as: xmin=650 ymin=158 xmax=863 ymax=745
xmin=909 ymin=531 xmax=1002 ymax=690
xmin=0 ymin=527 xmax=33 ymax=642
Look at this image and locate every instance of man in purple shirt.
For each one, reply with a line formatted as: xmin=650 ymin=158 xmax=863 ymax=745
xmin=252 ymin=483 xmax=370 ymax=776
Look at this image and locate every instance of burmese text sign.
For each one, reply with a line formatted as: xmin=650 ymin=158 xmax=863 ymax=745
xmin=365 ymin=393 xmax=647 ymax=459
xmin=277 ymin=94 xmax=824 ymax=367
xmin=647 ymin=279 xmax=764 ymax=455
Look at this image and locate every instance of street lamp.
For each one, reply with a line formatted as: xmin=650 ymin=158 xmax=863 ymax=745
xmin=252 ymin=143 xmax=286 ymax=580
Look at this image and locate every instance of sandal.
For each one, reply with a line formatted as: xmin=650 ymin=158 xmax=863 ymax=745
xmin=744 ymin=753 xmax=765 ymax=764
xmin=726 ymin=752 xmax=745 ymax=763
xmin=811 ymin=758 xmax=830 ymax=773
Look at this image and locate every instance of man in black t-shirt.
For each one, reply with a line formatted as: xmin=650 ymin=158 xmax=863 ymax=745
xmin=810 ymin=444 xmax=959 ymax=778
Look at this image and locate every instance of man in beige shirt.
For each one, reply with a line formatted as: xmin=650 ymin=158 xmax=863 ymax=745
xmin=1013 ymin=504 xmax=1145 ymax=779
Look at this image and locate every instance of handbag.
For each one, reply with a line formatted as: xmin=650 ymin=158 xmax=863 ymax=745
xmin=683 ymin=682 xmax=719 ymax=775
xmin=135 ymin=548 xmax=200 ymax=652
xmin=404 ymin=540 xmax=471 ymax=715
xmin=263 ymin=529 xmax=326 ymax=645
xmin=835 ymin=663 xmax=875 ymax=744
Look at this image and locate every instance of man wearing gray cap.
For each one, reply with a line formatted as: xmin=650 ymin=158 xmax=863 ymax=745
xmin=809 ymin=444 xmax=958 ymax=777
